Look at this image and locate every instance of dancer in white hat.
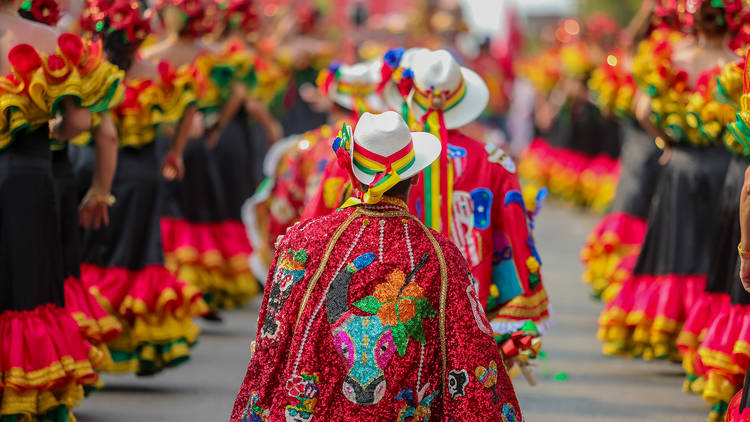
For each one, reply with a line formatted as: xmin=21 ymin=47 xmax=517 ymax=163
xmin=231 ymin=111 xmax=522 ymax=422
xmin=400 ymin=50 xmax=550 ymax=361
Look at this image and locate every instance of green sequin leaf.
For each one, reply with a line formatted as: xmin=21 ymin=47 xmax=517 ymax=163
xmin=353 ymin=296 xmax=382 ymax=314
xmin=391 ymin=322 xmax=408 ymax=356
xmin=414 ymin=297 xmax=437 ymax=319
xmin=404 ymin=316 xmax=426 ymax=345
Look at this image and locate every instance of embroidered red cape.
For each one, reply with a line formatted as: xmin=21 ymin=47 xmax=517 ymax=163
xmin=231 ymin=200 xmax=521 ymax=421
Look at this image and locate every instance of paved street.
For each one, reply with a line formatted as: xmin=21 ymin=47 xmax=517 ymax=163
xmin=77 ymin=203 xmax=708 ymax=421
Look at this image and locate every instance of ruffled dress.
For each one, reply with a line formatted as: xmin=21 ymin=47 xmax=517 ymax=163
xmin=518 ymin=45 xmax=622 ymax=213
xmin=598 ymin=33 xmax=735 ymax=365
xmin=76 ymin=62 xmax=207 ymax=376
xmin=159 ymin=52 xmax=259 ymax=311
xmin=676 ymin=59 xmax=750 ymax=419
xmin=580 ymin=48 xmax=663 ymax=301
xmin=0 ymin=33 xmax=122 ymax=421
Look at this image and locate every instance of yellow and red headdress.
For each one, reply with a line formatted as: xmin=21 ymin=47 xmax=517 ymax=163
xmin=19 ymin=0 xmax=60 ymax=26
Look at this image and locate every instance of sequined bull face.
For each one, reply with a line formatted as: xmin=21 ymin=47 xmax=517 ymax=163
xmin=260 ymin=250 xmax=307 ymax=339
xmin=326 ymin=253 xmax=398 ymax=406
xmin=331 ymin=315 xmax=396 ymax=405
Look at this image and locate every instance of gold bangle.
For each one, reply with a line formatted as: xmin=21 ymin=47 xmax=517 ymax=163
xmin=88 ymin=189 xmax=116 ymax=206
xmin=738 ymin=243 xmax=750 ymax=259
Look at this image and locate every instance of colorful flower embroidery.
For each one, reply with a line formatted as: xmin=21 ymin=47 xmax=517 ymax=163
xmin=241 ymin=392 xmax=268 ymax=422
xmin=353 ymin=254 xmax=437 ymax=356
xmin=396 ymin=383 xmax=441 ymax=421
xmin=526 ymin=256 xmax=541 ymax=291
xmin=475 ymin=361 xmax=500 ymax=403
xmin=285 ymin=372 xmax=319 ymax=422
xmin=260 ymin=249 xmax=308 ymax=340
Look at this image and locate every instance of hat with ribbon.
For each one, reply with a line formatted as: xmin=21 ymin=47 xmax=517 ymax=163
xmin=407 ymin=49 xmax=489 ymax=130
xmin=335 ymin=111 xmax=440 ymax=206
xmin=318 ymin=60 xmax=386 ymax=115
xmin=382 ymin=47 xmax=429 ymax=119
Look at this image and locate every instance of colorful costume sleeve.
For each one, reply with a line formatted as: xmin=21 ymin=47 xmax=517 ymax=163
xmin=0 ymin=33 xmax=125 ymax=150
xmin=484 ymin=142 xmax=548 ymax=332
xmin=113 ymin=78 xmax=168 ymax=148
xmin=156 ymin=60 xmax=199 ymax=126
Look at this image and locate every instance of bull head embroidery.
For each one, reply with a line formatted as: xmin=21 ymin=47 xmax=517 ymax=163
xmin=326 ymin=252 xmax=432 ymax=406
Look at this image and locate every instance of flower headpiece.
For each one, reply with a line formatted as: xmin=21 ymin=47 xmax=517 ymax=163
xmin=224 ymin=0 xmax=259 ymax=33
xmin=19 ymin=0 xmax=60 ymax=26
xmin=728 ymin=51 xmax=750 ymax=154
xmin=684 ymin=0 xmax=745 ymax=28
xmin=80 ymin=0 xmax=151 ymax=47
xmin=154 ymin=0 xmax=214 ymax=38
xmin=584 ymin=12 xmax=620 ymax=48
xmin=559 ymin=42 xmax=594 ymax=80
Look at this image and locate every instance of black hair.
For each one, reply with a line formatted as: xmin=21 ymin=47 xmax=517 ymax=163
xmin=359 ymin=178 xmax=412 ymax=199
xmin=103 ymin=30 xmax=139 ymax=71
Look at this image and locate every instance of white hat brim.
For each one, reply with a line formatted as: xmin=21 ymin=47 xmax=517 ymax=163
xmin=352 ymin=131 xmax=442 ymax=185
xmin=406 ymin=66 xmax=489 ymax=129
xmin=330 ymin=86 xmax=387 ymax=113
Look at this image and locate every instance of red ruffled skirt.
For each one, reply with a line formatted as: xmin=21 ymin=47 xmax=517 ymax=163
xmin=80 ymin=263 xmax=208 ymax=375
xmin=518 ymin=138 xmax=619 ymax=213
xmin=695 ymin=304 xmax=750 ymax=405
xmin=64 ymin=276 xmax=122 ymax=345
xmin=598 ymin=273 xmax=706 ymax=360
xmin=581 ymin=212 xmax=647 ymax=301
xmin=0 ymin=304 xmax=102 ymax=420
xmin=161 ymin=217 xmax=259 ymax=310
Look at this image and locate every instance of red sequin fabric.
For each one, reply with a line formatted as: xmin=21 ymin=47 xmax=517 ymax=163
xmin=231 ymin=199 xmax=521 ymax=421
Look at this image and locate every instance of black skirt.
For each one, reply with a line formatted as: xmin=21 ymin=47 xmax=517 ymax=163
xmin=633 ymin=144 xmax=731 ymax=276
xmin=214 ymin=110 xmax=259 ymax=220
xmin=546 ymin=101 xmax=622 ymax=159
xmin=704 ymin=155 xmax=750 ymax=303
xmin=75 ymin=143 xmax=165 ymax=269
xmin=608 ymin=120 xmax=662 ymax=218
xmin=0 ymin=127 xmax=65 ymax=312
xmin=53 ymin=148 xmax=82 ymax=278
xmin=160 ymin=135 xmax=229 ymax=223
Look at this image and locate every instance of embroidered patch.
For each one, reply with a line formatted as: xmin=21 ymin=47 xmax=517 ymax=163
xmin=326 ymin=252 xmax=393 ymax=406
xmin=448 ymin=369 xmax=469 ymax=399
xmin=241 ymin=392 xmax=269 ymax=422
xmin=260 ymin=249 xmax=309 ymax=340
xmin=396 ymin=383 xmax=441 ymax=421
xmin=448 ymin=144 xmax=467 ymax=177
xmin=451 ymin=191 xmax=482 ymax=266
xmin=502 ymin=404 xmax=519 ymax=422
xmin=470 ymin=188 xmax=493 ymax=230
xmin=353 ymin=254 xmax=436 ymax=356
xmin=475 ymin=361 xmax=500 ymax=403
xmin=285 ymin=372 xmax=320 ymax=422
xmin=485 ymin=144 xmax=516 ymax=173
xmin=466 ymin=280 xmax=493 ymax=337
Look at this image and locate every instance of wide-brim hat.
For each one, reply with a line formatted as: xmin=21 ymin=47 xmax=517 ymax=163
xmin=329 ymin=60 xmax=386 ymax=113
xmin=406 ymin=49 xmax=489 ymax=129
xmin=382 ymin=47 xmax=429 ymax=111
xmin=350 ymin=111 xmax=441 ymax=186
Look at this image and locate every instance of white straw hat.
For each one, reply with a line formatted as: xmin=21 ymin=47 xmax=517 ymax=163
xmin=350 ymin=111 xmax=441 ymax=186
xmin=406 ymin=49 xmax=489 ymax=129
xmin=329 ymin=60 xmax=386 ymax=113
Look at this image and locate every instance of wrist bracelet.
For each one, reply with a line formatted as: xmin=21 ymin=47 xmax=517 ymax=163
xmin=88 ymin=189 xmax=116 ymax=206
xmin=738 ymin=243 xmax=750 ymax=259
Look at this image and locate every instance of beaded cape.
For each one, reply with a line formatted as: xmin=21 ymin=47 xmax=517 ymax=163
xmin=231 ymin=199 xmax=521 ymax=421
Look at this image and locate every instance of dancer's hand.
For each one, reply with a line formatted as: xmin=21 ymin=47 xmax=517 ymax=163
xmin=79 ymin=189 xmax=113 ymax=229
xmin=741 ymin=258 xmax=750 ymax=293
xmin=161 ymin=151 xmax=184 ymax=181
